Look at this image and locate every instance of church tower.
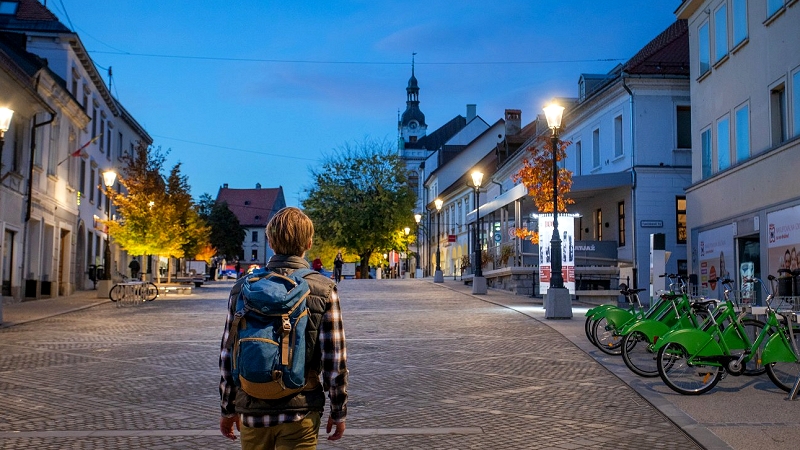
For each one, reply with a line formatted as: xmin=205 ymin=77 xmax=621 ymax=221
xmin=398 ymin=54 xmax=427 ymax=148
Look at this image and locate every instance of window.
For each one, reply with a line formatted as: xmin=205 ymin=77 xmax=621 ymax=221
xmin=89 ymin=168 xmax=95 ymax=202
xmin=251 ymin=249 xmax=258 ymax=261
xmin=117 ymin=132 xmax=123 ymax=159
xmin=714 ymin=4 xmax=728 ymax=62
xmin=592 ymin=128 xmax=600 ymax=168
xmin=78 ymin=159 xmax=86 ymax=197
xmin=574 ymin=140 xmax=582 ymax=174
xmin=793 ymin=70 xmax=800 ymax=138
xmin=595 ymin=209 xmax=603 ymax=241
xmin=771 ymin=84 xmax=787 ymax=145
xmin=734 ymin=104 xmax=750 ymax=162
xmin=732 ymin=0 xmax=748 ymax=46
xmin=701 ymin=128 xmax=712 ymax=178
xmin=614 ymin=115 xmax=623 ymax=157
xmin=677 ymin=106 xmax=692 ymax=149
xmin=767 ymin=0 xmax=783 ymax=17
xmin=33 ymin=115 xmax=44 ymax=167
xmin=47 ymin=118 xmax=59 ymax=176
xmin=106 ymin=125 xmax=112 ymax=161
xmin=252 ymin=231 xmax=258 ymax=242
xmin=99 ymin=116 xmax=105 ymax=153
xmin=618 ymin=201 xmax=625 ymax=247
xmin=71 ymin=70 xmax=79 ymax=98
xmin=676 ymin=197 xmax=687 ymax=244
xmin=717 ymin=116 xmax=730 ymax=171
xmin=91 ymin=107 xmax=97 ymax=139
xmin=698 ymin=21 xmax=711 ymax=75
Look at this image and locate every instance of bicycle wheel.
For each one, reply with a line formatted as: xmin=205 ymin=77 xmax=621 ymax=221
xmin=592 ymin=316 xmax=623 ymax=355
xmin=585 ymin=315 xmax=598 ymax=347
xmin=657 ymin=341 xmax=722 ymax=395
xmin=144 ymin=282 xmax=159 ymax=301
xmin=765 ymin=326 xmax=800 ymax=392
xmin=109 ymin=284 xmax=122 ymax=302
xmin=622 ymin=331 xmax=659 ymax=377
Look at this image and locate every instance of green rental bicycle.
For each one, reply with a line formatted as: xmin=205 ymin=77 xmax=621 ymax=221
xmin=654 ymin=276 xmax=800 ymax=395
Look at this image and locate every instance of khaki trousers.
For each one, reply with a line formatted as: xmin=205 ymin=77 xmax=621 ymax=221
xmin=240 ymin=412 xmax=321 ymax=450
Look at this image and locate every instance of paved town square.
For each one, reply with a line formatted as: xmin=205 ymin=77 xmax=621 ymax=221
xmin=0 ymin=279 xmax=706 ymax=450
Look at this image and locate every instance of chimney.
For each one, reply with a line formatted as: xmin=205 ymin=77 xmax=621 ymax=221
xmin=466 ymin=104 xmax=477 ymax=122
xmin=223 ymin=183 xmax=229 ymax=189
xmin=256 ymin=183 xmax=261 ymax=189
xmin=505 ymin=109 xmax=522 ymax=136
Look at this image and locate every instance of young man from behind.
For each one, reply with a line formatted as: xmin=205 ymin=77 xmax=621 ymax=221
xmin=219 ymin=207 xmax=348 ymax=449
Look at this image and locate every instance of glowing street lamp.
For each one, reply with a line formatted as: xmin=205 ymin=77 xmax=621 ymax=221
xmin=102 ymin=170 xmax=117 ymax=280
xmin=543 ymin=101 xmax=571 ymax=319
xmin=471 ymin=171 xmax=487 ymax=294
xmin=0 ymin=107 xmax=14 ymax=167
xmin=433 ymin=198 xmax=444 ymax=283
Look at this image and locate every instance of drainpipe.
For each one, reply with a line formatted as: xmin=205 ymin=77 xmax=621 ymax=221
xmin=622 ymin=72 xmax=637 ymax=289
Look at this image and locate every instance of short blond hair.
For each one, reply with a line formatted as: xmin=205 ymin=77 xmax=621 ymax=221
xmin=266 ymin=207 xmax=314 ymax=256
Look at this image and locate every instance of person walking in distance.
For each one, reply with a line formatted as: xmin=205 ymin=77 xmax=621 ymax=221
xmin=333 ymin=251 xmax=344 ymax=283
xmin=219 ymin=207 xmax=348 ymax=448
xmin=128 ymin=257 xmax=140 ymax=280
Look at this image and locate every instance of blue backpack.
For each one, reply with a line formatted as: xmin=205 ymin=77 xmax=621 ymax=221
xmin=227 ymin=268 xmax=314 ymax=400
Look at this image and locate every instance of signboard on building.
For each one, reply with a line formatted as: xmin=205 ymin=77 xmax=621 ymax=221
xmin=537 ymin=214 xmax=575 ymax=294
xmin=697 ymin=224 xmax=734 ymax=297
xmin=768 ymin=205 xmax=800 ymax=277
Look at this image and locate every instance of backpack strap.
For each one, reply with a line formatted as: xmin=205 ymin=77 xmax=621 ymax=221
xmin=292 ymin=268 xmax=315 ymax=279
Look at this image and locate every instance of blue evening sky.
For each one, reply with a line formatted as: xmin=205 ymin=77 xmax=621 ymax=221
xmin=49 ymin=1 xmax=680 ymax=206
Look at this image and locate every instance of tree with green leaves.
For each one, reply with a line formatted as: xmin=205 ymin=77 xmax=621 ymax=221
xmin=302 ymin=137 xmax=416 ymax=279
xmin=198 ymin=193 xmax=245 ymax=261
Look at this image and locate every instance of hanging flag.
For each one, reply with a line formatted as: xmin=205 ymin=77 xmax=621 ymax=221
xmin=58 ymin=134 xmax=102 ymax=166
xmin=73 ymin=134 xmax=102 ymax=155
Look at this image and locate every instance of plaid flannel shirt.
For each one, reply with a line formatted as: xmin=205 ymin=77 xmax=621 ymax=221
xmin=219 ymin=274 xmax=348 ymax=427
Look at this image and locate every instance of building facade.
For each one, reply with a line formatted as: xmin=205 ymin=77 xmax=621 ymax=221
xmin=0 ymin=0 xmax=151 ymax=315
xmin=676 ymin=0 xmax=800 ymax=299
xmin=215 ymin=184 xmax=286 ymax=269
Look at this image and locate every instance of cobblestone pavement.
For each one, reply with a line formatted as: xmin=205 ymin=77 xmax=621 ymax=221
xmin=0 ymin=279 xmax=703 ymax=449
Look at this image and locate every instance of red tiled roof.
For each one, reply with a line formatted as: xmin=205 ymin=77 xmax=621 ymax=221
xmin=623 ymin=20 xmax=689 ymax=75
xmin=16 ymin=0 xmax=60 ymax=21
xmin=216 ymin=186 xmax=286 ymax=227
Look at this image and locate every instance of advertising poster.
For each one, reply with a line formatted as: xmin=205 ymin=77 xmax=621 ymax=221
xmin=538 ymin=215 xmax=575 ymax=294
xmin=697 ymin=224 xmax=734 ymax=297
xmin=767 ymin=205 xmax=800 ymax=276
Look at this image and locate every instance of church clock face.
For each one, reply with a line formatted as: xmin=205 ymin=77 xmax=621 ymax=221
xmin=409 ymin=121 xmax=418 ymax=130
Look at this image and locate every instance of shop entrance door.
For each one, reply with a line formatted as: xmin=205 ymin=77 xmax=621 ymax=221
xmin=737 ymin=235 xmax=761 ymax=305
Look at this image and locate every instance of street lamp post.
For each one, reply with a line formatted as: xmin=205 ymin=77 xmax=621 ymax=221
xmin=404 ymin=227 xmax=411 ymax=278
xmin=543 ymin=102 xmax=572 ymax=319
xmin=471 ymin=171 xmax=487 ymax=294
xmin=433 ymin=198 xmax=444 ymax=283
xmin=414 ymin=213 xmax=423 ymax=278
xmin=102 ymin=170 xmax=117 ymax=281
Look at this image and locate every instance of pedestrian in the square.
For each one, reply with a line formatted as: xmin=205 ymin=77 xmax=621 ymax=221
xmin=128 ymin=257 xmax=140 ymax=280
xmin=219 ymin=206 xmax=348 ymax=449
xmin=333 ymin=251 xmax=343 ymax=283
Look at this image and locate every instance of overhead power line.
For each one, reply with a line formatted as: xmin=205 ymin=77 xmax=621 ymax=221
xmin=152 ymin=134 xmax=320 ymax=162
xmin=89 ymin=51 xmax=625 ymax=66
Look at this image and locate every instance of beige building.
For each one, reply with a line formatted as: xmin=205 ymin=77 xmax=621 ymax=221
xmin=676 ymin=0 xmax=800 ymax=298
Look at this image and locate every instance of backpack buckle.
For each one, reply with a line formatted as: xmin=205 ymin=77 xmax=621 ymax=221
xmin=282 ymin=314 xmax=291 ymax=332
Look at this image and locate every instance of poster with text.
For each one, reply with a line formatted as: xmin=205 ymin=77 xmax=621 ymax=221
xmin=697 ymin=224 xmax=734 ymax=297
xmin=538 ymin=215 xmax=575 ymax=294
xmin=767 ymin=204 xmax=800 ymax=277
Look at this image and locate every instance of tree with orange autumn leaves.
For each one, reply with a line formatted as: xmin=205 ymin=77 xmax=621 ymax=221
xmin=512 ymin=135 xmax=574 ymax=244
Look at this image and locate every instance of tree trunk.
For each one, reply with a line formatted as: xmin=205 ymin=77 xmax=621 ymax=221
xmin=167 ymin=257 xmax=173 ymax=284
xmin=359 ymin=251 xmax=372 ymax=279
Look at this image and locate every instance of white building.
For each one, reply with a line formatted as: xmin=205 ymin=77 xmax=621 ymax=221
xmin=0 ymin=0 xmax=151 ymax=306
xmin=676 ymin=0 xmax=800 ymax=299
